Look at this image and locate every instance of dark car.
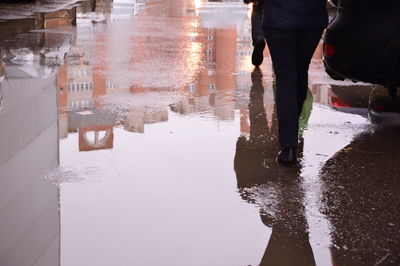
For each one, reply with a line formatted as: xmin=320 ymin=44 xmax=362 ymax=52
xmin=323 ymin=0 xmax=400 ymax=98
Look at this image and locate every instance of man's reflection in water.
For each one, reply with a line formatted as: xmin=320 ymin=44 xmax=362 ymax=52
xmin=234 ymin=69 xmax=315 ymax=266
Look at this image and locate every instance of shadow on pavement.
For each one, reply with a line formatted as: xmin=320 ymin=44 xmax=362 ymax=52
xmin=321 ymin=125 xmax=400 ymax=266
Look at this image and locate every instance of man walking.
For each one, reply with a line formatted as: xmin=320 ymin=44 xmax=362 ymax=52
xmin=262 ymin=0 xmax=328 ymax=164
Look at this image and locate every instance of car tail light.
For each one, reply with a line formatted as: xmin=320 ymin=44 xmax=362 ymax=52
xmin=371 ymin=104 xmax=389 ymax=112
xmin=331 ymin=96 xmax=350 ymax=108
xmin=324 ymin=43 xmax=336 ymax=57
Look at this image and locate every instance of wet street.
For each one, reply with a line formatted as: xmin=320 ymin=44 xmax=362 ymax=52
xmin=1 ymin=0 xmax=400 ymax=265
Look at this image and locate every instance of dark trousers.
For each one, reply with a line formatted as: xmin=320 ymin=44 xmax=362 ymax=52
xmin=264 ymin=28 xmax=323 ymax=149
xmin=251 ymin=2 xmax=264 ymax=45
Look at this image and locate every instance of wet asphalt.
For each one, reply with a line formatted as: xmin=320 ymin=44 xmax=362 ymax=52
xmin=0 ymin=0 xmax=400 ymax=266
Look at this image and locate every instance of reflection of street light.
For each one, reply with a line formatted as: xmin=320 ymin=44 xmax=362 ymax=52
xmin=188 ymin=32 xmax=199 ymax=40
xmin=247 ymin=3 xmax=253 ymax=19
xmin=187 ymin=41 xmax=202 ymax=78
xmin=185 ymin=9 xmax=202 ymax=81
xmin=194 ymin=0 xmax=202 ymax=15
xmin=189 ymin=20 xmax=199 ymax=28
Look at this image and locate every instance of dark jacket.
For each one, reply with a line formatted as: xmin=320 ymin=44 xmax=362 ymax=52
xmin=262 ymin=0 xmax=328 ymax=30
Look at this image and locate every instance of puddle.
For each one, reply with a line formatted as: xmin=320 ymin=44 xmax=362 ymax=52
xmin=1 ymin=0 xmax=399 ymax=266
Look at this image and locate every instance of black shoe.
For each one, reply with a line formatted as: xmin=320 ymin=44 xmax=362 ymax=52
xmin=276 ymin=148 xmax=297 ymax=165
xmin=252 ymin=39 xmax=265 ymax=67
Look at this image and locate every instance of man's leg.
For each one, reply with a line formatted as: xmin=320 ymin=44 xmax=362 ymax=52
xmin=296 ymin=30 xmax=323 ymax=116
xmin=264 ymin=28 xmax=298 ymax=149
xmin=251 ymin=2 xmax=265 ymax=66
xmin=251 ymin=2 xmax=264 ymax=45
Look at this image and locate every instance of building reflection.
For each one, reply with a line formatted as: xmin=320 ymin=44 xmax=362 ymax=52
xmin=169 ymin=21 xmax=237 ymax=120
xmin=0 ymin=56 xmax=60 ymax=266
xmin=321 ymin=126 xmax=400 ymax=265
xmin=56 ymin=0 xmax=180 ymax=151
xmin=55 ymin=0 xmax=246 ymax=152
xmin=0 ymin=10 xmax=87 ymax=264
xmin=124 ymin=108 xmax=168 ymax=133
xmin=0 ymin=7 xmax=76 ymax=40
xmin=167 ymin=0 xmax=243 ymax=120
xmin=234 ymin=69 xmax=315 ymax=266
xmin=79 ymin=125 xmax=114 ymax=151
xmin=0 ymin=8 xmax=82 ymax=264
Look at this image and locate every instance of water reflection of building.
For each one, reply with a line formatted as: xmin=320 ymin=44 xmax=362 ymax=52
xmin=66 ymin=52 xmax=94 ymax=111
xmin=170 ymin=1 xmax=241 ymax=120
xmin=175 ymin=27 xmax=237 ymax=120
xmin=0 ymin=7 xmax=77 ymax=141
xmin=77 ymin=0 xmax=141 ymax=22
xmin=57 ymin=0 xmax=256 ymax=151
xmin=79 ymin=125 xmax=114 ymax=151
xmin=56 ymin=17 xmax=119 ymax=149
xmin=0 ymin=7 xmax=77 ymax=39
xmin=56 ymin=1 xmax=172 ymax=149
xmin=55 ymin=30 xmax=98 ymax=140
xmin=0 ymin=62 xmax=60 ymax=266
xmin=125 ymin=108 xmax=168 ymax=133
xmin=0 ymin=19 xmax=74 ymax=141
